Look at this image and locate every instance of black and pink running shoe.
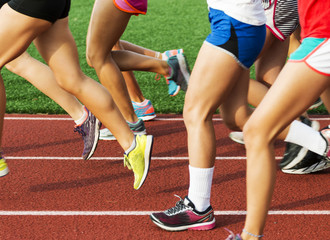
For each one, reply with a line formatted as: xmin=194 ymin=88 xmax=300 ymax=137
xmin=150 ymin=195 xmax=215 ymax=231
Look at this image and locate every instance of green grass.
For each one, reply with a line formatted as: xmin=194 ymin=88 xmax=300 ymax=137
xmin=2 ymin=0 xmax=327 ymax=115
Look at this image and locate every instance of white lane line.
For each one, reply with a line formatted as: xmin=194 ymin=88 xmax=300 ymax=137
xmin=4 ymin=117 xmax=72 ymax=121
xmin=4 ymin=156 xmax=283 ymax=160
xmin=4 ymin=116 xmax=330 ymax=121
xmin=0 ymin=210 xmax=328 ymax=216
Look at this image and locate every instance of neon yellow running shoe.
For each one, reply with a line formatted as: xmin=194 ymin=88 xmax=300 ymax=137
xmin=0 ymin=156 xmax=9 ymax=177
xmin=124 ymin=135 xmax=154 ymax=190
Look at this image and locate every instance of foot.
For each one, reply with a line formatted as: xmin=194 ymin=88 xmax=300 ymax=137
xmin=162 ymin=49 xmax=184 ymax=96
xmin=166 ymin=53 xmax=191 ymax=92
xmin=0 ymin=154 xmax=9 ymax=177
xmin=132 ymin=99 xmax=156 ymax=121
xmin=229 ymin=131 xmax=244 ymax=145
xmin=225 ymin=228 xmax=242 ymax=240
xmin=74 ymin=107 xmax=101 ymax=160
xmin=280 ymin=116 xmax=329 ymax=174
xmin=99 ymin=119 xmax=146 ymax=141
xmin=124 ymin=135 xmax=154 ymax=190
xmin=320 ymin=125 xmax=330 ymax=162
xmin=150 ymin=195 xmax=215 ymax=231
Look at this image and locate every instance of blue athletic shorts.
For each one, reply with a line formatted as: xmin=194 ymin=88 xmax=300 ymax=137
xmin=205 ymin=8 xmax=266 ymax=69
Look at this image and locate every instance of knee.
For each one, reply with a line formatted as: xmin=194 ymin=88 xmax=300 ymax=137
xmin=55 ymin=74 xmax=83 ymax=95
xmin=86 ymin=46 xmax=108 ymax=70
xmin=183 ymin=103 xmax=196 ymax=128
xmin=183 ymin=101 xmax=213 ymax=129
xmin=243 ymin=119 xmax=270 ymax=150
xmin=86 ymin=47 xmax=99 ymax=69
xmin=85 ymin=52 xmax=93 ymax=68
xmin=222 ymin=113 xmax=245 ymax=131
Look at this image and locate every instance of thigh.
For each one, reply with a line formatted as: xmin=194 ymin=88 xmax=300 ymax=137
xmin=248 ymin=61 xmax=329 ymax=141
xmin=86 ymin=0 xmax=131 ymax=57
xmin=184 ymin=43 xmax=243 ymax=119
xmin=33 ymin=17 xmax=82 ymax=80
xmin=255 ymin=32 xmax=289 ymax=85
xmin=0 ymin=4 xmax=51 ymax=68
xmin=219 ymin=69 xmax=251 ymax=130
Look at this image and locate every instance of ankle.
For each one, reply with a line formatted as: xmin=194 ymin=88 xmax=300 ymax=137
xmin=241 ymin=229 xmax=263 ymax=239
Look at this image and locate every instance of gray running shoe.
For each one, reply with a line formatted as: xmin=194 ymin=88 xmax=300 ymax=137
xmin=167 ymin=53 xmax=190 ymax=92
xmin=320 ymin=125 xmax=330 ymax=162
xmin=280 ymin=116 xmax=330 ymax=174
xmin=100 ymin=119 xmax=146 ymax=141
xmin=281 ymin=149 xmax=329 ymax=174
xmin=74 ymin=107 xmax=101 ymax=160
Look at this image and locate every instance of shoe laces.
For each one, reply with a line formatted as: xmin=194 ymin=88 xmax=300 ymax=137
xmin=74 ymin=125 xmax=86 ymax=137
xmin=165 ymin=195 xmax=191 ymax=216
xmin=124 ymin=155 xmax=132 ymax=170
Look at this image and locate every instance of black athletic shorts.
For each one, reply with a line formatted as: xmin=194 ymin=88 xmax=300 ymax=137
xmin=1 ymin=0 xmax=71 ymax=23
xmin=0 ymin=0 xmax=8 ymax=8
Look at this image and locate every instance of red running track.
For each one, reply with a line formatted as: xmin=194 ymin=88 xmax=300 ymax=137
xmin=0 ymin=114 xmax=329 ymax=239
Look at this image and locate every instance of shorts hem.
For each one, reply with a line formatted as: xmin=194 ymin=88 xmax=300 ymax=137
xmin=113 ymin=0 xmax=147 ymax=15
xmin=204 ymin=41 xmax=248 ymax=70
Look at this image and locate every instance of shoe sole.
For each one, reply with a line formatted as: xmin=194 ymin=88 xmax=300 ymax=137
xmin=170 ymin=85 xmax=181 ymax=97
xmin=100 ymin=129 xmax=147 ymax=141
xmin=84 ymin=119 xmax=101 ymax=160
xmin=281 ymin=147 xmax=309 ymax=170
xmin=139 ymin=114 xmax=157 ymax=121
xmin=177 ymin=54 xmax=190 ymax=92
xmin=229 ymin=132 xmax=245 ymax=145
xmin=150 ymin=215 xmax=216 ymax=231
xmin=135 ymin=135 xmax=154 ymax=190
xmin=282 ymin=160 xmax=330 ymax=174
xmin=308 ymin=100 xmax=323 ymax=110
xmin=0 ymin=167 xmax=9 ymax=177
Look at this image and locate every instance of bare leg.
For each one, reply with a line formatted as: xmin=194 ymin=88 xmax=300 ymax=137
xmin=119 ymin=40 xmax=161 ymax=59
xmin=288 ymin=26 xmax=301 ymax=56
xmin=184 ymin=43 xmax=246 ymax=168
xmin=242 ymin=62 xmax=329 ymax=238
xmin=320 ymin=87 xmax=330 ymax=113
xmin=0 ymin=4 xmax=52 ymax=151
xmin=86 ymin=0 xmax=138 ymax=123
xmin=111 ymin=50 xmax=170 ymax=75
xmin=0 ymin=75 xmax=5 ymax=151
xmin=248 ymin=29 xmax=290 ymax=107
xmin=34 ymin=17 xmax=134 ymax=150
xmin=5 ymin=51 xmax=84 ymax=120
xmin=113 ymin=41 xmax=145 ymax=103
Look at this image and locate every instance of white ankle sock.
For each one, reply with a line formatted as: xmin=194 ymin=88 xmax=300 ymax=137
xmin=285 ymin=120 xmax=327 ymax=155
xmin=188 ymin=165 xmax=214 ymax=212
xmin=74 ymin=107 xmax=87 ymax=125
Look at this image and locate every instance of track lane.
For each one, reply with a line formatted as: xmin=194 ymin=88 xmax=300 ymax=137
xmin=0 ymin=114 xmax=329 ymax=239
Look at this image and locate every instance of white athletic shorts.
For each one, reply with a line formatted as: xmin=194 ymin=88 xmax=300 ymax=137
xmin=263 ymin=0 xmax=299 ymax=41
xmin=289 ymin=38 xmax=330 ymax=76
